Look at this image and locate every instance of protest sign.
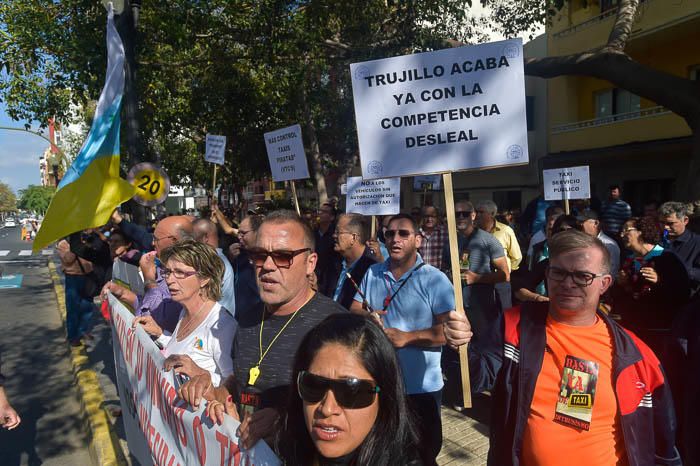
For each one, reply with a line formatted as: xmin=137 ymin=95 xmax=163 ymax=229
xmin=112 ymin=258 xmax=144 ymax=299
xmin=543 ymin=166 xmax=591 ymax=201
xmin=128 ymin=163 xmax=170 ymax=207
xmin=205 ymin=134 xmax=227 ymax=165
xmin=109 ymin=295 xmax=280 ymax=466
xmin=346 ymin=176 xmax=401 ymax=216
xmin=350 ymin=39 xmax=528 ymax=180
xmin=413 ymin=175 xmax=442 ymax=191
xmin=264 ymin=124 xmax=310 ymax=182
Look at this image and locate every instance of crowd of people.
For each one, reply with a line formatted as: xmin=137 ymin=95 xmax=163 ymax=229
xmin=40 ymin=184 xmax=700 ymax=465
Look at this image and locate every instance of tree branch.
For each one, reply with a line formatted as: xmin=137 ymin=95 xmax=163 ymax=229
xmin=525 ymin=50 xmax=700 ymax=125
xmin=607 ymin=0 xmax=639 ymax=51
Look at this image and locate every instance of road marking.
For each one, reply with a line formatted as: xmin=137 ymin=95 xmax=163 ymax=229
xmin=42 ymin=249 xmax=53 ymax=256
xmin=18 ymin=250 xmax=32 ymax=256
xmin=0 ymin=251 xmax=9 ymax=256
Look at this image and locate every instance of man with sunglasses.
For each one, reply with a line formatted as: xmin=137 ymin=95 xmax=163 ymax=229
xmin=101 ymin=215 xmax=193 ymax=333
xmin=177 ymin=210 xmax=346 ymax=450
xmin=349 ymin=213 xmax=455 ymax=466
xmin=443 ymin=230 xmax=681 ymax=466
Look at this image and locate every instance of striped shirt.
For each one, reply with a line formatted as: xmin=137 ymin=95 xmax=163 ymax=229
xmin=419 ymin=224 xmax=447 ymax=270
xmin=600 ymin=199 xmax=631 ymax=235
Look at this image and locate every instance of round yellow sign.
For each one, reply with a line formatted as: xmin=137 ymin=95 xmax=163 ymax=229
xmin=127 ymin=163 xmax=170 ymax=206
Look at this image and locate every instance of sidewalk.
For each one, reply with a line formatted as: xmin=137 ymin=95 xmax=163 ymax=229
xmin=438 ymin=394 xmax=491 ymax=466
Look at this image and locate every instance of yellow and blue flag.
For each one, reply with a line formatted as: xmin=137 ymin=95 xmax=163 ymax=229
xmin=33 ymin=8 xmax=136 ymax=252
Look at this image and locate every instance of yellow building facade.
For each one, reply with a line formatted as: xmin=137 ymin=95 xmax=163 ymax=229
xmin=545 ymin=0 xmax=700 ymax=207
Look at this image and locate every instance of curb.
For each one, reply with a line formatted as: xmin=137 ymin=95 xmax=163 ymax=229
xmin=47 ymin=261 xmax=126 ymax=466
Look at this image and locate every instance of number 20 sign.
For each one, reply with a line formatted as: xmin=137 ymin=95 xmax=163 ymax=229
xmin=127 ymin=162 xmax=171 ymax=206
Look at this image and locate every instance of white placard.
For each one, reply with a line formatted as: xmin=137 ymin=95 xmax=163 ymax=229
xmin=350 ymin=39 xmax=528 ymax=180
xmin=543 ymin=166 xmax=591 ymax=201
xmin=346 ymin=176 xmax=401 ymax=216
xmin=264 ymin=124 xmax=310 ymax=182
xmin=205 ymin=134 xmax=226 ymax=165
xmin=413 ymin=175 xmax=442 ymax=191
xmin=340 ymin=183 xmax=347 ymax=195
xmin=109 ymin=295 xmax=280 ymax=466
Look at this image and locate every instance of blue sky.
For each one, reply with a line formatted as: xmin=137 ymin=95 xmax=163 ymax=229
xmin=0 ymin=102 xmax=46 ymax=194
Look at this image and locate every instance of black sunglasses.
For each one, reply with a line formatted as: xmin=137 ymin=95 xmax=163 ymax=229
xmin=297 ymin=371 xmax=380 ymax=409
xmin=455 ymin=211 xmax=473 ymax=219
xmin=385 ymin=229 xmax=414 ymax=239
xmin=248 ymin=248 xmax=310 ymax=269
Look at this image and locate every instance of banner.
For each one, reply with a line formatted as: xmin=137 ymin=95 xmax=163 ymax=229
xmin=112 ymin=258 xmax=144 ymax=297
xmin=350 ymin=39 xmax=528 ymax=179
xmin=345 ymin=176 xmax=401 ymax=216
xmin=205 ymin=134 xmax=227 ymax=165
xmin=109 ymin=295 xmax=280 ymax=466
xmin=263 ymin=124 xmax=310 ymax=182
xmin=543 ymin=166 xmax=591 ymax=201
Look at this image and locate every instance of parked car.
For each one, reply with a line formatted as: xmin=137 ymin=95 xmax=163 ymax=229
xmin=4 ymin=219 xmax=17 ymax=228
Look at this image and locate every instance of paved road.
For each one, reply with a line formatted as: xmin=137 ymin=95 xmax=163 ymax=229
xmin=0 ymin=228 xmax=91 ymax=466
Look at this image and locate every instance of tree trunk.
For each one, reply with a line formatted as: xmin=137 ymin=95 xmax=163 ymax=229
xmin=301 ymin=87 xmax=329 ymax=206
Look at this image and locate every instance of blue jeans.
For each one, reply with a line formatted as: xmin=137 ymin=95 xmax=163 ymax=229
xmin=64 ymin=274 xmax=94 ymax=340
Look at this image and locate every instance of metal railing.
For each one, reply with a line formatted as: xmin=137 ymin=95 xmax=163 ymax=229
xmin=551 ymin=105 xmax=671 ymax=134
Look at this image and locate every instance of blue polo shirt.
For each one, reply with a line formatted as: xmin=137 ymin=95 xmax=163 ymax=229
xmin=354 ymin=254 xmax=455 ymax=394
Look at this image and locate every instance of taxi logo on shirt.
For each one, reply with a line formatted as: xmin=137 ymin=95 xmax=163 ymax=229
xmin=569 ymin=393 xmax=592 ymax=409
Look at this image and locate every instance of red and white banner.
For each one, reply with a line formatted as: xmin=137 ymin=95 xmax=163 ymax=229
xmin=109 ymin=294 xmax=280 ymax=466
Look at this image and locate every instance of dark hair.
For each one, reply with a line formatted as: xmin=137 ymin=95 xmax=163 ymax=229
xmin=629 ymin=216 xmax=661 ymax=245
xmin=388 ymin=213 xmax=419 ymax=233
xmin=261 ymin=210 xmax=316 ymax=251
xmin=244 ymin=214 xmax=264 ymax=231
xmin=277 ymin=314 xmax=418 ymax=466
xmin=552 ymin=215 xmax=579 ymax=234
xmin=609 ymin=185 xmax=621 ymax=191
xmin=545 ymin=206 xmax=564 ymax=220
xmin=109 ymin=229 xmax=132 ymax=247
xmin=321 ymin=202 xmax=338 ymax=218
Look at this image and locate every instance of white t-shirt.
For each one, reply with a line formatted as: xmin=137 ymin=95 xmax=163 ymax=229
xmin=157 ymin=302 xmax=236 ymax=386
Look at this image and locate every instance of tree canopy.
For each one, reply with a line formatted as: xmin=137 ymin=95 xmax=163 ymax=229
xmin=17 ymin=185 xmax=55 ymax=215
xmin=0 ymin=182 xmax=17 ymax=213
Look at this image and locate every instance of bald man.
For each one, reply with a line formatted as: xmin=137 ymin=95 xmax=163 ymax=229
xmin=193 ymin=218 xmax=236 ymax=316
xmin=102 ymin=215 xmax=193 ymax=332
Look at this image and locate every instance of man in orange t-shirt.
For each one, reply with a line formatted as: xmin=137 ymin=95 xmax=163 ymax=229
xmin=443 ymin=230 xmax=681 ymax=466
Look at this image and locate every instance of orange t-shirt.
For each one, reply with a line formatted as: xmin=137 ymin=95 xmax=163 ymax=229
xmin=521 ymin=315 xmax=627 ymax=466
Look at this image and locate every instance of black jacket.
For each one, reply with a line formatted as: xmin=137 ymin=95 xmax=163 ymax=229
xmin=470 ymin=302 xmax=681 ymax=466
xmin=335 ymin=253 xmax=377 ymax=310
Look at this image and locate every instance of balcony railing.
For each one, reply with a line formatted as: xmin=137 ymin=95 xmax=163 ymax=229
xmin=553 ymin=0 xmax=650 ymax=39
xmin=551 ymin=105 xmax=671 ymax=134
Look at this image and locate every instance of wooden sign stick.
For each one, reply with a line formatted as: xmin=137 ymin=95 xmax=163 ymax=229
xmin=370 ymin=215 xmax=377 ymax=239
xmin=564 ymin=198 xmax=570 ymax=215
xmin=443 ymin=172 xmax=472 ymax=408
xmin=212 ymin=165 xmax=218 ymax=204
xmin=290 ymin=180 xmax=301 ymax=216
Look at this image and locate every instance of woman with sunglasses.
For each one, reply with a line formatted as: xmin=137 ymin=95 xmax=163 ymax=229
xmin=276 ymin=313 xmax=422 ymax=465
xmin=133 ymin=240 xmax=237 ymax=386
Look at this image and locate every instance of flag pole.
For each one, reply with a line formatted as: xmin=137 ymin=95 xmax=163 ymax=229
xmin=212 ymin=165 xmax=218 ymax=204
xmin=443 ymin=172 xmax=472 ymax=408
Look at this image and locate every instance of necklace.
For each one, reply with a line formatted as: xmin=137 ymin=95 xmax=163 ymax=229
xmin=248 ymin=291 xmax=315 ymax=386
xmin=176 ymin=299 xmax=211 ymax=341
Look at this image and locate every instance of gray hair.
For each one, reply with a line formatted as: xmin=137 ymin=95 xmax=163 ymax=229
xmin=476 ymin=199 xmax=498 ymax=216
xmin=659 ymin=201 xmax=689 ymax=220
xmin=338 ymin=213 xmax=369 ymax=244
xmin=548 ymin=229 xmax=611 ymax=274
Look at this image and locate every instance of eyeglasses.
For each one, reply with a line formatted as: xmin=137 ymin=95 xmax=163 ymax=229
xmin=161 ymin=267 xmax=198 ymax=280
xmin=153 ymin=234 xmax=177 ymax=244
xmin=620 ymin=227 xmax=638 ymax=235
xmin=297 ymin=371 xmax=380 ymax=409
xmin=384 ymin=229 xmax=414 ymax=239
xmin=248 ymin=247 xmax=311 ymax=269
xmin=455 ymin=211 xmax=473 ymax=219
xmin=546 ymin=266 xmax=606 ymax=287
